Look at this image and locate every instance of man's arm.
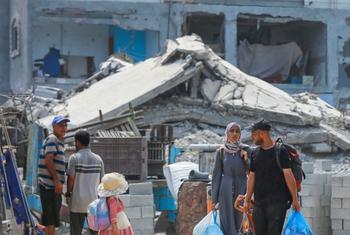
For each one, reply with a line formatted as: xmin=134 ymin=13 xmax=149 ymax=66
xmin=66 ymin=156 xmax=76 ymax=196
xmin=67 ymin=175 xmax=75 ymax=194
xmin=45 ymin=153 xmax=62 ymax=194
xmin=243 ymin=172 xmax=255 ymax=212
xmin=283 ymin=169 xmax=300 ymax=211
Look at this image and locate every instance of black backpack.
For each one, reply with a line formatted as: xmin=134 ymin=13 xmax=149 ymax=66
xmin=275 ymin=138 xmax=305 ymax=192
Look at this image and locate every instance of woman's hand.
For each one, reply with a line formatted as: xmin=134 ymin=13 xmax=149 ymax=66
xmin=212 ymin=202 xmax=219 ymax=210
xmin=240 ymin=150 xmax=248 ymax=160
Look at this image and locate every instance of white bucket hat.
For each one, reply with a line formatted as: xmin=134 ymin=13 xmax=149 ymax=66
xmin=98 ymin=172 xmax=129 ymax=197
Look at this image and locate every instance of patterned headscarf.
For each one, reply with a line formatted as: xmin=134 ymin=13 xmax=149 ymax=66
xmin=224 ymin=122 xmax=242 ymax=154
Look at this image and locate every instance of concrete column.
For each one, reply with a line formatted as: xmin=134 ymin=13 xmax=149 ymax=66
xmin=0 ymin=0 xmax=10 ymax=96
xmin=224 ymin=14 xmax=237 ymax=66
xmin=327 ymin=23 xmax=339 ymax=90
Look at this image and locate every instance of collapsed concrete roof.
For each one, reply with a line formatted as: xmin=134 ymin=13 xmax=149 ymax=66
xmin=37 ymin=35 xmax=350 ymax=151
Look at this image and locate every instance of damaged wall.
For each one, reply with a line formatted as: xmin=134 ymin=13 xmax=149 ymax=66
xmin=9 ymin=0 xmax=32 ymax=93
xmin=0 ymin=0 xmax=10 ymax=96
xmin=7 ymin=0 xmax=32 ymax=93
xmin=23 ymin=0 xmax=350 ymax=107
xmin=32 ymin=22 xmax=109 ymax=71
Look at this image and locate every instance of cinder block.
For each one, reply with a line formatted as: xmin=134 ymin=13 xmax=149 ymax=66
xmin=141 ymin=206 xmax=154 ymax=218
xmin=312 ymin=229 xmax=331 ymax=235
xmin=331 ymin=219 xmax=343 ymax=230
xmin=331 ymin=208 xmax=350 ymax=219
xmin=325 ymin=206 xmax=330 ymax=217
xmin=301 ymin=196 xmax=321 ymax=207
xmin=130 ymin=195 xmax=154 ymax=207
xmin=129 ymin=182 xmax=153 ymax=195
xmin=332 ymin=230 xmax=350 ymax=235
xmin=332 ymin=187 xmax=350 ymax=198
xmin=342 ymin=199 xmax=350 ymax=208
xmin=324 ymin=184 xmax=332 ymax=196
xmin=332 ymin=176 xmax=343 ymax=187
xmin=325 ymin=174 xmax=333 ymax=185
xmin=343 ymin=219 xmax=350 ymax=230
xmin=124 ymin=207 xmax=142 ymax=219
xmin=332 ymin=198 xmax=342 ymax=209
xmin=129 ymin=218 xmax=154 ymax=230
xmin=304 ymin=174 xmax=324 ymax=185
xmin=303 ymin=162 xmax=314 ymax=174
xmin=343 ymin=176 xmax=350 ymax=187
xmin=119 ymin=194 xmax=131 ymax=207
xmin=321 ymin=195 xmax=331 ymax=206
xmin=300 ymin=184 xmax=323 ymax=196
xmin=311 ymin=217 xmax=330 ymax=229
xmin=315 ymin=160 xmax=332 ymax=172
xmin=301 ymin=207 xmax=324 ymax=218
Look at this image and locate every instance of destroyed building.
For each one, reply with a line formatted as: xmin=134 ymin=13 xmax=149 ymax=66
xmin=1 ymin=0 xmax=350 ymax=113
xmin=28 ymin=35 xmax=350 ymax=163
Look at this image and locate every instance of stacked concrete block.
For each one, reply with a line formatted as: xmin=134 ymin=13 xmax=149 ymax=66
xmin=300 ymin=161 xmax=332 ymax=235
xmin=331 ymin=167 xmax=350 ymax=235
xmin=119 ymin=182 xmax=154 ymax=235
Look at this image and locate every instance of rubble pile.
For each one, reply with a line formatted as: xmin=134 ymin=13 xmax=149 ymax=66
xmin=1 ymin=35 xmax=349 ymax=163
xmin=174 ymin=129 xmax=223 ymax=163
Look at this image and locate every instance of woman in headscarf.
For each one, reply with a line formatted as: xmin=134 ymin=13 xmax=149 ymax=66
xmin=211 ymin=122 xmax=250 ymax=235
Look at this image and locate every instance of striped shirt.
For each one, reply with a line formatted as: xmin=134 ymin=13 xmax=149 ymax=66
xmin=67 ymin=148 xmax=104 ymax=213
xmin=38 ymin=134 xmax=66 ymax=189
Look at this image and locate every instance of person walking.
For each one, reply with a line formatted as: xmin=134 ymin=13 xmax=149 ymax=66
xmin=243 ymin=120 xmax=300 ymax=235
xmin=211 ymin=122 xmax=250 ymax=235
xmin=66 ymin=130 xmax=105 ymax=235
xmin=97 ymin=172 xmax=134 ymax=235
xmin=38 ymin=115 xmax=70 ymax=235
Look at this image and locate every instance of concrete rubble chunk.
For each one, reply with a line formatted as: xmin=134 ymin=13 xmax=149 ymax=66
xmin=310 ymin=143 xmax=337 ymax=153
xmin=233 ymin=86 xmax=244 ymax=99
xmin=345 ymin=116 xmax=350 ymax=129
xmin=200 ymin=78 xmax=221 ymax=101
xmin=286 ymin=130 xmax=328 ymax=144
xmin=213 ymin=82 xmax=236 ymax=102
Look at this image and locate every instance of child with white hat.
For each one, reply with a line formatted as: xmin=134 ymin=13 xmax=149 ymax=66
xmin=97 ymin=172 xmax=134 ymax=235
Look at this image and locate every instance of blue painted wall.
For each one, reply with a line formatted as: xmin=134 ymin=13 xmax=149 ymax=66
xmin=113 ymin=27 xmax=146 ymax=62
xmin=113 ymin=26 xmax=159 ymax=63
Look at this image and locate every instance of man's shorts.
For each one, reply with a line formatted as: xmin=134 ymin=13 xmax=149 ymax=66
xmin=39 ymin=184 xmax=62 ymax=227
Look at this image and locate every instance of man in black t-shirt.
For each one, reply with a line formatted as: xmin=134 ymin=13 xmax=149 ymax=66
xmin=243 ymin=120 xmax=300 ymax=235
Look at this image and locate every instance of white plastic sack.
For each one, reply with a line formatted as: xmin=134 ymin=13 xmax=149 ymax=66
xmin=163 ymin=161 xmax=198 ymax=200
xmin=193 ymin=211 xmax=221 ymax=235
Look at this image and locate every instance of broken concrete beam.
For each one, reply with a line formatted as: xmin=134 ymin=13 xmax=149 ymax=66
xmin=200 ymin=78 xmax=221 ymax=101
xmin=322 ymin=124 xmax=350 ymax=151
xmin=310 ymin=143 xmax=337 ymax=153
xmin=285 ymin=130 xmax=328 ymax=145
xmin=176 ymin=35 xmax=210 ymax=60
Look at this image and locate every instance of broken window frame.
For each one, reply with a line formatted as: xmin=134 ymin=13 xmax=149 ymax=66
xmin=10 ymin=17 xmax=20 ymax=58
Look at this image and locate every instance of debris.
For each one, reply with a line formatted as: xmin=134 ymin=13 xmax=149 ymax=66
xmin=200 ymin=78 xmax=221 ymax=101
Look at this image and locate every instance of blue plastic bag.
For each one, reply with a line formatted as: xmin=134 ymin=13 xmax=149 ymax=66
xmin=205 ymin=211 xmax=224 ymax=235
xmin=283 ymin=210 xmax=314 ymax=235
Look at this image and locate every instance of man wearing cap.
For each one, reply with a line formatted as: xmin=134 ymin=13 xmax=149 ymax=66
xmin=66 ymin=130 xmax=104 ymax=235
xmin=243 ymin=120 xmax=300 ymax=235
xmin=38 ymin=115 xmax=69 ymax=235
